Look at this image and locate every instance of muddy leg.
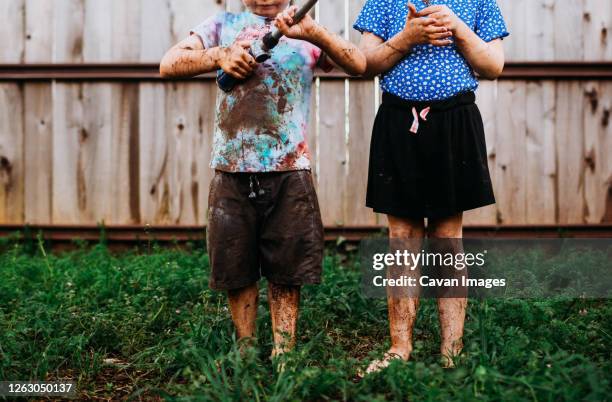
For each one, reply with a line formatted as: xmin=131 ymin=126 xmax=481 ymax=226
xmin=386 ymin=215 xmax=425 ymax=360
xmin=437 ymin=297 xmax=467 ymax=367
xmin=268 ymin=283 xmax=300 ymax=358
xmin=430 ymin=214 xmax=466 ymax=367
xmin=227 ymin=283 xmax=259 ymax=340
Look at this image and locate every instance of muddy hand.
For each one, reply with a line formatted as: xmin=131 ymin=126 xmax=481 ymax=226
xmin=402 ymin=3 xmax=452 ymax=48
xmin=218 ymin=40 xmax=257 ymax=80
xmin=274 ymin=5 xmax=318 ymax=40
xmin=418 ymin=5 xmax=461 ymax=36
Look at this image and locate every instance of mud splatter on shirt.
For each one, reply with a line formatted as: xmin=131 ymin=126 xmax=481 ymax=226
xmin=192 ymin=11 xmax=327 ymax=173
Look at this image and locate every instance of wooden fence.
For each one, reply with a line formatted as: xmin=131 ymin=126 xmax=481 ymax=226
xmin=0 ymin=0 xmax=610 ymax=227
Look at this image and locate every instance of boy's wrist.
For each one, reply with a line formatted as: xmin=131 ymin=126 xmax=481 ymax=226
xmin=306 ymin=24 xmax=327 ymax=46
xmin=208 ymin=47 xmax=226 ymax=69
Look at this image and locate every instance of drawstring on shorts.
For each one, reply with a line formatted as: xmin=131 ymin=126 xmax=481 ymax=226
xmin=249 ymin=175 xmax=266 ymax=199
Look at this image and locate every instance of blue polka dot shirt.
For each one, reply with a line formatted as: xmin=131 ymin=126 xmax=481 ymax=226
xmin=354 ymin=0 xmax=509 ymax=101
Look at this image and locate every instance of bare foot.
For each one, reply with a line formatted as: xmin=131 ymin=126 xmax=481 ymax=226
xmin=440 ymin=341 xmax=463 ymax=368
xmin=237 ymin=336 xmax=258 ymax=357
xmin=359 ymin=348 xmax=410 ymax=377
xmin=271 ymin=349 xmax=290 ymax=373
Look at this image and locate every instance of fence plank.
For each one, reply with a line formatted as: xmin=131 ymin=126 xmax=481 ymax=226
xmin=52 ymin=0 xmax=83 ymax=223
xmin=140 ymin=0 xmax=172 ymax=64
xmin=25 ymin=0 xmax=53 ymax=62
xmin=584 ymin=81 xmax=612 ymax=223
xmin=495 ymin=81 xmax=527 ymax=224
xmin=346 ymin=80 xmax=377 ymax=226
xmin=308 ymin=80 xmax=319 ymax=186
xmin=51 ymin=84 xmax=80 ymax=223
xmin=525 ymin=81 xmax=557 ymax=223
xmin=346 ymin=0 xmax=376 ymax=226
xmin=52 ymin=0 xmax=117 ymax=224
xmin=108 ymin=2 xmax=142 ymax=223
xmin=138 ymin=0 xmax=170 ymax=223
xmin=0 ymin=84 xmax=24 ymax=223
xmin=556 ymin=81 xmax=585 ymax=223
xmin=317 ymin=0 xmax=348 ymax=226
xmin=23 ymin=0 xmax=54 ymax=223
xmin=112 ymin=0 xmax=141 ymax=62
xmin=602 ymin=82 xmax=612 ymax=223
xmin=139 ymin=83 xmax=168 ymax=223
xmin=306 ymin=1 xmax=325 ymax=188
xmin=24 ymin=84 xmax=52 ymax=223
xmin=525 ymin=0 xmax=555 ymax=61
xmin=318 ymin=84 xmax=346 ymax=226
xmin=554 ymin=0 xmax=585 ymax=60
xmin=196 ymin=84 xmax=217 ymax=226
xmin=170 ymin=0 xmax=224 ymax=44
xmin=0 ymin=0 xmax=25 ymax=63
xmin=110 ymin=84 xmax=140 ymax=223
xmin=82 ymin=0 xmax=113 ymax=223
xmin=583 ymin=0 xmax=612 ymax=60
xmin=498 ymin=0 xmax=526 ymax=61
xmin=164 ymin=84 xmax=199 ymax=224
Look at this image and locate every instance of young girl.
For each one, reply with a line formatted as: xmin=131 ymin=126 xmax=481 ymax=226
xmin=354 ymin=0 xmax=508 ymax=372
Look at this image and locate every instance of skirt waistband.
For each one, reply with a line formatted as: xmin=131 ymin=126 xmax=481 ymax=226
xmin=382 ymin=91 xmax=476 ymax=112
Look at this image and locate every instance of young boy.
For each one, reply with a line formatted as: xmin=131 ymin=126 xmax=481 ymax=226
xmin=160 ymin=1 xmax=365 ymax=358
xmin=354 ymin=0 xmax=508 ymax=373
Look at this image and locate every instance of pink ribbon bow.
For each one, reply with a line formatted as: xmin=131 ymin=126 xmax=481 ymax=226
xmin=410 ymin=106 xmax=431 ymax=134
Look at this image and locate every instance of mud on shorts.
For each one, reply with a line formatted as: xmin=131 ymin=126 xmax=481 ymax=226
xmin=206 ymin=170 xmax=324 ymax=290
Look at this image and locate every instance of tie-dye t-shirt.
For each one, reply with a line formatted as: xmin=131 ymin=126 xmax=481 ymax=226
xmin=191 ymin=11 xmax=325 ymax=173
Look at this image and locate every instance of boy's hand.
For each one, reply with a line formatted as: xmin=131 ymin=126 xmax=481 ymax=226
xmin=218 ymin=41 xmax=257 ymax=79
xmin=400 ymin=2 xmax=453 ymax=48
xmin=417 ymin=5 xmax=462 ymax=34
xmin=274 ymin=6 xmax=318 ymax=40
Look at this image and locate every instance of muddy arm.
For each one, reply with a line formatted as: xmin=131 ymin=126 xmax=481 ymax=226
xmin=273 ymin=7 xmax=366 ymax=76
xmin=159 ymin=35 xmax=224 ymax=79
xmin=357 ymin=32 xmax=414 ymax=79
xmin=454 ymin=33 xmax=505 ymax=80
xmin=306 ymin=26 xmax=366 ymax=76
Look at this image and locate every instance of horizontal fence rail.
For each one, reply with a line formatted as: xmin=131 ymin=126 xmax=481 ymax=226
xmin=2 ymin=225 xmax=612 ymax=249
xmin=1 ymin=63 xmax=612 ymax=81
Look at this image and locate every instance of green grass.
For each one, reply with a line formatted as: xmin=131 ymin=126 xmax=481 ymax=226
xmin=0 ymin=237 xmax=610 ymax=401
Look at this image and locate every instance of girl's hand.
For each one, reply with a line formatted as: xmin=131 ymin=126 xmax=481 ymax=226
xmin=417 ymin=5 xmax=462 ymax=34
xmin=401 ymin=3 xmax=453 ymax=49
xmin=274 ymin=6 xmax=318 ymax=40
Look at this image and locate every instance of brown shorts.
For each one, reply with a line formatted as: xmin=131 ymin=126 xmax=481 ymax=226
xmin=206 ymin=170 xmax=324 ymax=290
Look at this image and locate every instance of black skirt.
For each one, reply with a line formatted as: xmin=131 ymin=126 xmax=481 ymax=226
xmin=366 ymin=91 xmax=495 ymax=220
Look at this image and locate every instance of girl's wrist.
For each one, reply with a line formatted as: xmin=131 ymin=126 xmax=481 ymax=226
xmin=394 ymin=30 xmax=415 ymax=54
xmin=452 ymin=19 xmax=470 ymax=41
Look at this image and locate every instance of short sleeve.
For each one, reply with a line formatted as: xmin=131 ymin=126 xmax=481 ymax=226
xmin=353 ymin=0 xmax=391 ymax=41
xmin=317 ymin=53 xmax=334 ymax=73
xmin=475 ymin=0 xmax=509 ymax=42
xmin=190 ymin=12 xmax=225 ymax=48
